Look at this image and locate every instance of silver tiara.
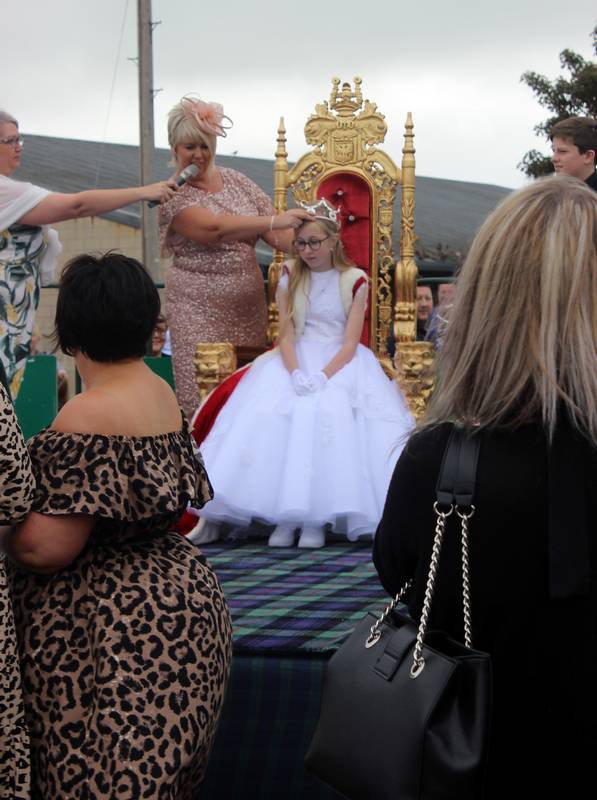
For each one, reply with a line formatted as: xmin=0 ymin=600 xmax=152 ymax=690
xmin=299 ymin=198 xmax=340 ymax=227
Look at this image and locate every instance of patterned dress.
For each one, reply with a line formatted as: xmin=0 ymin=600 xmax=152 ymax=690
xmin=159 ymin=167 xmax=274 ymax=417
xmin=9 ymin=421 xmax=232 ymax=799
xmin=0 ymin=224 xmax=45 ymax=398
xmin=0 ymin=382 xmax=34 ymax=800
xmin=0 ymin=175 xmax=58 ymax=400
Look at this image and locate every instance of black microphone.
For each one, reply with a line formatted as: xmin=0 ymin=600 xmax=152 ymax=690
xmin=148 ymin=164 xmax=199 ymax=207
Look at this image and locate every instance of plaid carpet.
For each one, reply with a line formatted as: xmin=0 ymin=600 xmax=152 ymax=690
xmin=200 ymin=541 xmax=388 ymax=655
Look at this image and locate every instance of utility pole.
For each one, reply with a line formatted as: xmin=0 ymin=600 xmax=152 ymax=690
xmin=137 ymin=0 xmax=160 ymax=281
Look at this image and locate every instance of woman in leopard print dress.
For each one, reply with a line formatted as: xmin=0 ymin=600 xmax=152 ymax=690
xmin=0 ymin=381 xmax=34 ymax=799
xmin=6 ymin=253 xmax=232 ymax=799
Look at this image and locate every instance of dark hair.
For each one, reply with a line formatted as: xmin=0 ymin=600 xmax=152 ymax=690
xmin=550 ymin=117 xmax=597 ymax=165
xmin=55 ymin=252 xmax=160 ymax=362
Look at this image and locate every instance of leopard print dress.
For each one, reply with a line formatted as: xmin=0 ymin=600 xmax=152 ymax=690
xmin=9 ymin=421 xmax=232 ymax=800
xmin=0 ymin=383 xmax=35 ymax=800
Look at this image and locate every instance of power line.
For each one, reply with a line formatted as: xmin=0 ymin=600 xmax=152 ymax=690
xmin=94 ymin=0 xmax=130 ymax=188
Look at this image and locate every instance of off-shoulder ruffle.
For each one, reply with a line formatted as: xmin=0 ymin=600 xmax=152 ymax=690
xmin=27 ymin=424 xmax=213 ymax=520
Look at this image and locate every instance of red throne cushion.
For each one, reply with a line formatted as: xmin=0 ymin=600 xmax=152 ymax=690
xmin=190 ymin=366 xmax=250 ymax=446
xmin=317 ymin=173 xmax=372 ymax=346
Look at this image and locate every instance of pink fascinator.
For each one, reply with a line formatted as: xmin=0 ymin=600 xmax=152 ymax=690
xmin=180 ymin=95 xmax=233 ymax=138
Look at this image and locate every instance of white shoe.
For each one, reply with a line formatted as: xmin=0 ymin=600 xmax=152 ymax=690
xmin=268 ymin=526 xmax=295 ymax=547
xmin=298 ymin=527 xmax=325 ymax=548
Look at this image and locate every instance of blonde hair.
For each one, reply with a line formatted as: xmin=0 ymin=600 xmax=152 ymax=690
xmin=285 ymin=218 xmax=354 ymax=326
xmin=166 ymin=102 xmax=216 ymax=168
xmin=423 ymin=175 xmax=597 ymax=443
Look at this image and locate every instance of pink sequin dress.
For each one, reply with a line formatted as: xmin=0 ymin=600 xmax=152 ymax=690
xmin=159 ymin=167 xmax=273 ymax=417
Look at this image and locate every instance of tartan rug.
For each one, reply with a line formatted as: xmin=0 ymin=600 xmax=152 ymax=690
xmin=200 ymin=541 xmax=388 ymax=655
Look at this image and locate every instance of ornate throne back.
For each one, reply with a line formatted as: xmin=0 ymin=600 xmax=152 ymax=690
xmin=268 ymin=77 xmax=434 ymax=418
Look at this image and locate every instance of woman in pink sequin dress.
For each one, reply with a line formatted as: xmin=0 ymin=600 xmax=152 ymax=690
xmin=159 ymin=95 xmax=309 ymax=417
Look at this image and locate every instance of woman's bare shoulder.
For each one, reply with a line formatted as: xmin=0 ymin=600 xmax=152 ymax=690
xmin=51 ymin=392 xmax=109 ymax=435
xmin=51 ymin=378 xmax=181 ymax=437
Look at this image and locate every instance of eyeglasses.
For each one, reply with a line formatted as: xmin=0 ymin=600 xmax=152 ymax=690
xmin=294 ymin=235 xmax=329 ymax=251
xmin=0 ymin=136 xmax=23 ymax=148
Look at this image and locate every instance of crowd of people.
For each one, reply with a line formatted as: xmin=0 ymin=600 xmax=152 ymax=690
xmin=0 ymin=102 xmax=595 ymax=798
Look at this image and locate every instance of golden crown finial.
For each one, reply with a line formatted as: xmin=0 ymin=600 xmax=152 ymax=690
xmin=329 ymin=77 xmax=363 ymax=117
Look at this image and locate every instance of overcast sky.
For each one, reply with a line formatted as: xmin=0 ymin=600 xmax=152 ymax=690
xmin=2 ymin=0 xmax=595 ymax=189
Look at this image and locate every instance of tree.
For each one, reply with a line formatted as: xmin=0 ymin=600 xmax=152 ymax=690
xmin=519 ymin=24 xmax=597 ymax=178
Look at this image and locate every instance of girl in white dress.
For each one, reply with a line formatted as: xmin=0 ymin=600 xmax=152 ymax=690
xmin=197 ymin=200 xmax=413 ymax=547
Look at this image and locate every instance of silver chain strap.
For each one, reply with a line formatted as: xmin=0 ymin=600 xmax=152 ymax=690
xmin=457 ymin=507 xmax=475 ymax=649
xmin=409 ymin=502 xmax=453 ymax=677
xmin=365 ymin=579 xmax=411 ymax=648
xmin=410 ymin=501 xmax=476 ymax=678
xmin=364 ymin=500 xmax=476 ymax=681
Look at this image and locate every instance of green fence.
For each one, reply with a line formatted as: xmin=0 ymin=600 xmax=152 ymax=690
xmin=16 ymin=355 xmax=175 ymax=439
xmin=15 ymin=355 xmax=58 ymax=440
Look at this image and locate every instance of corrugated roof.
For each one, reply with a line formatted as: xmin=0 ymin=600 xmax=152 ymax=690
xmin=15 ymin=134 xmax=512 ymax=270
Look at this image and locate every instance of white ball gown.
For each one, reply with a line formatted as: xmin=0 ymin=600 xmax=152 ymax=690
xmin=198 ymin=268 xmax=414 ymax=540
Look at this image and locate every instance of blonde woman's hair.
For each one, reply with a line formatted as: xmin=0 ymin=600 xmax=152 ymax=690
xmin=284 ymin=218 xmax=354 ymax=327
xmin=166 ymin=102 xmax=217 ymax=167
xmin=423 ymin=175 xmax=597 ymax=443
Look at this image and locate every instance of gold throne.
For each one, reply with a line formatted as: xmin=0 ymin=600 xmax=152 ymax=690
xmin=267 ymin=77 xmax=434 ymax=418
xmin=195 ymin=78 xmax=434 ymax=418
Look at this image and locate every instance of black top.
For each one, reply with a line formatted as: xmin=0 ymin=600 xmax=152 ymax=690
xmin=586 ymin=170 xmax=597 ymax=192
xmin=373 ymin=420 xmax=597 ymax=798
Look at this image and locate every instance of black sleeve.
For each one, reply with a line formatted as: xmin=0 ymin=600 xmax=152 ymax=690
xmin=373 ymin=424 xmax=452 ymax=597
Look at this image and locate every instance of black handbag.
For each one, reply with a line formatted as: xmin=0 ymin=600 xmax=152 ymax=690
xmin=305 ymin=429 xmax=492 ymax=800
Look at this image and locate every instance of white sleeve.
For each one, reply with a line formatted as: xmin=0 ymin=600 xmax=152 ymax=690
xmin=0 ymin=175 xmax=49 ymax=229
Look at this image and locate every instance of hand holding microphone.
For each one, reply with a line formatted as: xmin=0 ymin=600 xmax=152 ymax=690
xmin=147 ymin=164 xmax=199 ymax=207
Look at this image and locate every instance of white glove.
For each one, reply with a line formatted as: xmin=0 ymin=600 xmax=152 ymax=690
xmin=306 ymin=371 xmax=328 ymax=393
xmin=291 ymin=369 xmax=312 ymax=396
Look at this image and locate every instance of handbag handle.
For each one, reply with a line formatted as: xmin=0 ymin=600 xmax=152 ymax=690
xmin=365 ymin=579 xmax=412 ymax=648
xmin=366 ymin=429 xmax=481 ymax=679
xmin=409 ymin=501 xmax=475 ymax=677
xmin=411 ymin=429 xmax=480 ymax=677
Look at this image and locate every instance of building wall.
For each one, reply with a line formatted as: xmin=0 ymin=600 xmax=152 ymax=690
xmin=53 ymin=217 xmax=143 ymax=264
